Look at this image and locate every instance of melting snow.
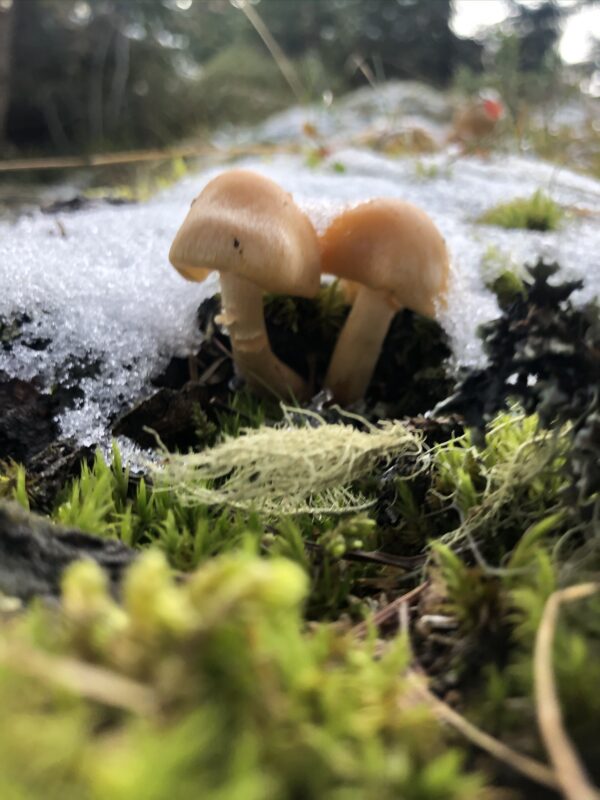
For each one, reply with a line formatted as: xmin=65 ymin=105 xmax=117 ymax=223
xmin=214 ymin=81 xmax=452 ymax=147
xmin=1 ymin=83 xmax=600 ymax=448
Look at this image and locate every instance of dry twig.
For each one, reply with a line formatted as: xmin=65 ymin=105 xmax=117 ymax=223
xmin=369 ymin=593 xmax=560 ymax=791
xmin=351 ymin=583 xmax=427 ymax=640
xmin=407 ymin=671 xmax=559 ymax=791
xmin=534 ymin=583 xmax=600 ymax=800
xmin=0 ymin=142 xmax=295 ymax=173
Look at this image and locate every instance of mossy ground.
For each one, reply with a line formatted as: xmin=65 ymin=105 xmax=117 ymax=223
xmin=1 ymin=270 xmax=600 ymax=799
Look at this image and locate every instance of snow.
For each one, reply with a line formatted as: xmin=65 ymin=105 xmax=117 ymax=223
xmin=214 ymin=81 xmax=452 ymax=147
xmin=1 ymin=82 xmax=600 ymax=449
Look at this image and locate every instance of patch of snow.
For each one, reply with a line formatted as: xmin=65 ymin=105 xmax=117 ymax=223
xmin=0 ymin=200 xmax=218 ymax=446
xmin=2 ymin=86 xmax=600 ymax=448
xmin=213 ymin=80 xmax=452 ymax=147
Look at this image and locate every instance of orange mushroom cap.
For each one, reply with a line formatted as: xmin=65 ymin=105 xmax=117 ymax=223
xmin=169 ymin=169 xmax=320 ymax=298
xmin=320 ymin=199 xmax=449 ymax=319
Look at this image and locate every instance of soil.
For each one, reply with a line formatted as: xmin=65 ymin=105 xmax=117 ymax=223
xmin=114 ymin=291 xmax=455 ymax=449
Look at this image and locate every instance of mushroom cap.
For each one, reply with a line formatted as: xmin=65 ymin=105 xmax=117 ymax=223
xmin=320 ymin=199 xmax=449 ymax=318
xmin=169 ymin=170 xmax=321 ymax=297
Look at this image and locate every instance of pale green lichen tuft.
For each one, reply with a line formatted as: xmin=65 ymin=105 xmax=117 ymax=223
xmin=152 ymin=407 xmax=425 ymax=515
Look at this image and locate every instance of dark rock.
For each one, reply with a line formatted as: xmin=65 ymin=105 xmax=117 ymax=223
xmin=0 ymin=501 xmax=136 ymax=602
xmin=26 ymin=439 xmax=96 ymax=512
xmin=0 ymin=371 xmax=59 ymax=463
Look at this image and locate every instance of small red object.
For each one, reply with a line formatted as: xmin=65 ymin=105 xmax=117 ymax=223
xmin=483 ymin=99 xmax=504 ymax=121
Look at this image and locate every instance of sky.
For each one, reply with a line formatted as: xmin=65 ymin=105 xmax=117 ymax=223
xmin=451 ymin=0 xmax=600 ymax=64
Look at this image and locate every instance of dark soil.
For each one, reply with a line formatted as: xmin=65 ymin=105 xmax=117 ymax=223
xmin=115 ymin=290 xmax=455 ymax=450
xmin=0 ymin=371 xmax=60 ymax=463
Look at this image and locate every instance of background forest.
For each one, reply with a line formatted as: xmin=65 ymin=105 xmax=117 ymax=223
xmin=0 ymin=0 xmax=597 ymax=158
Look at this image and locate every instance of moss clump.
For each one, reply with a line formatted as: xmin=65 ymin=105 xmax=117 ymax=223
xmin=433 ymin=410 xmax=569 ymax=556
xmin=34 ymin=441 xmax=415 ymax=619
xmin=487 ymin=270 xmax=526 ymax=310
xmin=5 ymin=397 xmax=600 ymax=794
xmin=478 ymin=190 xmax=563 ymax=231
xmin=0 ymin=550 xmax=483 ymax=800
xmin=4 ymin=258 xmax=600 ymax=798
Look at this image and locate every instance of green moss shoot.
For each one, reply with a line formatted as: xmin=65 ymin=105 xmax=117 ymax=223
xmin=478 ymin=190 xmax=563 ymax=231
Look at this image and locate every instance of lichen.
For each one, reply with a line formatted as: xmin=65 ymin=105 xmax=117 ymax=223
xmin=152 ymin=407 xmax=425 ymax=515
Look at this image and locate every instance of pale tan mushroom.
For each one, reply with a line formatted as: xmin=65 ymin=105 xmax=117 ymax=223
xmin=320 ymin=199 xmax=449 ymax=405
xmin=169 ymin=170 xmax=320 ymax=400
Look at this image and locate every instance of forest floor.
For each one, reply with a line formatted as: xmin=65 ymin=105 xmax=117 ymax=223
xmin=0 ymin=81 xmax=599 ymax=799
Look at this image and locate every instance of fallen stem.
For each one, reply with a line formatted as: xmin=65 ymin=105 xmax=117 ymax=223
xmin=235 ymin=0 xmax=305 ymax=102
xmin=0 ymin=142 xmax=295 ymax=173
xmin=351 ymin=582 xmax=427 ymax=640
xmin=407 ymin=671 xmax=559 ymax=791
xmin=534 ymin=583 xmax=600 ymax=800
xmin=371 ymin=592 xmax=561 ymax=791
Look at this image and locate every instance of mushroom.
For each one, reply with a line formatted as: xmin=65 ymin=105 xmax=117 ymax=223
xmin=169 ymin=170 xmax=320 ymax=400
xmin=320 ymin=198 xmax=450 ymax=405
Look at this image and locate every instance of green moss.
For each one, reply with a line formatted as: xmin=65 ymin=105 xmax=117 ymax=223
xmin=479 ymin=245 xmax=525 ymax=305
xmin=22 ymin=440 xmax=390 ymax=619
xmin=0 ymin=462 xmax=29 ymax=509
xmin=0 ymin=551 xmax=483 ymax=800
xmin=433 ymin=410 xmax=569 ymax=557
xmin=487 ymin=270 xmax=526 ymax=309
xmin=414 ymin=160 xmax=450 ymax=180
xmin=4 ymin=378 xmax=600 ymax=796
xmin=478 ymin=190 xmax=563 ymax=231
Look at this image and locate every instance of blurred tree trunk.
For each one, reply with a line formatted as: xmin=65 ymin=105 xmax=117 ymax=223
xmin=0 ymin=0 xmax=15 ymax=147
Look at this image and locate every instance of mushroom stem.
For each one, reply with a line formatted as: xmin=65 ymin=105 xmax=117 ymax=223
xmin=219 ymin=272 xmax=308 ymax=401
xmin=324 ymin=286 xmax=396 ymax=406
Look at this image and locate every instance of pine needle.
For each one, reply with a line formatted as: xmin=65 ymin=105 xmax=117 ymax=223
xmin=407 ymin=672 xmax=559 ymax=791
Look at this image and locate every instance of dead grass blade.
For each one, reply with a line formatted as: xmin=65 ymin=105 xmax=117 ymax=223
xmin=234 ymin=0 xmax=305 ymax=102
xmin=351 ymin=583 xmax=428 ymax=640
xmin=370 ymin=594 xmax=560 ymax=791
xmin=407 ymin=671 xmax=559 ymax=791
xmin=534 ymin=583 xmax=600 ymax=800
xmin=0 ymin=142 xmax=295 ymax=173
